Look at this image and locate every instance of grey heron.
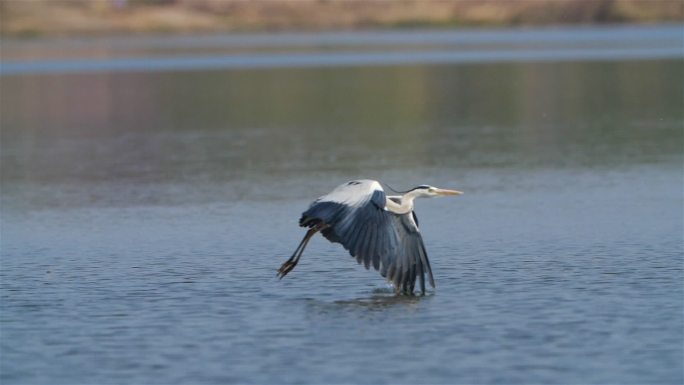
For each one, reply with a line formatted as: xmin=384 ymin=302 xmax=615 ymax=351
xmin=277 ymin=179 xmax=463 ymax=294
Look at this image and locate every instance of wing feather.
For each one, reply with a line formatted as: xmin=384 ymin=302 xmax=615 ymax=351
xmin=299 ymin=179 xmax=436 ymax=294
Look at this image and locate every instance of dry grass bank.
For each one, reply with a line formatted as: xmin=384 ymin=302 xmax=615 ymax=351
xmin=1 ymin=0 xmax=682 ymax=37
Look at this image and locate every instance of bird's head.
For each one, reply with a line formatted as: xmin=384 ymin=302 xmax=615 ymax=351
xmin=409 ymin=185 xmax=463 ymax=199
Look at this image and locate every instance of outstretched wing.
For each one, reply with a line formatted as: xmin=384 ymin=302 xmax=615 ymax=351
xmin=299 ymin=179 xmax=435 ymax=294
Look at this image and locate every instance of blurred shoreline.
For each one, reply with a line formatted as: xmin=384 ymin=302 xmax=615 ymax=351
xmin=1 ymin=0 xmax=682 ymax=38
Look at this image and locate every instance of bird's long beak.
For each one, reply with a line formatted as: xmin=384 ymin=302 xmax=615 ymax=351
xmin=436 ymin=188 xmax=463 ymax=196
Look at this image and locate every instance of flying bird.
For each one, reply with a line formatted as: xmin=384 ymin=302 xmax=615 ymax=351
xmin=277 ymin=179 xmax=462 ymax=294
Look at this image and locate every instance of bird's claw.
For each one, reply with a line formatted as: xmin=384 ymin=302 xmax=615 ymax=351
xmin=277 ymin=259 xmax=297 ymax=279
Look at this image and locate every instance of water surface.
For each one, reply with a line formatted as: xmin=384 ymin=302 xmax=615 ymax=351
xmin=1 ymin=25 xmax=683 ymax=384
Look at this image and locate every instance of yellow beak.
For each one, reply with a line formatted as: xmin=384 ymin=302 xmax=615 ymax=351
xmin=435 ymin=188 xmax=463 ymax=196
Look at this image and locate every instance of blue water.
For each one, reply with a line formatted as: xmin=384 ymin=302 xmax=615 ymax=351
xmin=1 ymin=25 xmax=683 ymax=384
xmin=1 ymin=24 xmax=682 ymax=75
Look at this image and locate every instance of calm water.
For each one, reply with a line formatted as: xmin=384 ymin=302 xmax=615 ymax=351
xmin=1 ymin=26 xmax=683 ymax=384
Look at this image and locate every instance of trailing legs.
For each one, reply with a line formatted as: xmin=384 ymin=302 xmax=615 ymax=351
xmin=277 ymin=223 xmax=326 ymax=279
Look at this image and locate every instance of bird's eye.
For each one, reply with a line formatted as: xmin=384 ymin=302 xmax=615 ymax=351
xmin=428 ymin=188 xmax=435 ymax=193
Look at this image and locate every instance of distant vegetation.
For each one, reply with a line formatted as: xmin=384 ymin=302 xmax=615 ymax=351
xmin=1 ymin=0 xmax=682 ymax=37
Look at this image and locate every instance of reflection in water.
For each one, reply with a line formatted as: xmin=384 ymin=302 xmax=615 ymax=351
xmin=300 ymin=291 xmax=428 ymax=328
xmin=334 ymin=291 xmax=427 ymax=311
xmin=301 ymin=293 xmax=425 ymax=318
xmin=1 ymin=61 xmax=681 ymax=209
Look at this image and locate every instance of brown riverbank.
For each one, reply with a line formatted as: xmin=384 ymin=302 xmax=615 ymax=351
xmin=1 ymin=0 xmax=682 ymax=37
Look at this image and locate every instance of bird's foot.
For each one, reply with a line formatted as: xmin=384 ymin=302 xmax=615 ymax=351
xmin=276 ymin=258 xmax=298 ymax=279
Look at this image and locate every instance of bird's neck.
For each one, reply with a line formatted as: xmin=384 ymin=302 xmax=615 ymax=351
xmin=385 ymin=193 xmax=418 ymax=214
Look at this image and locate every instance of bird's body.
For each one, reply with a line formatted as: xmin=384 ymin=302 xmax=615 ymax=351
xmin=277 ymin=179 xmax=462 ymax=294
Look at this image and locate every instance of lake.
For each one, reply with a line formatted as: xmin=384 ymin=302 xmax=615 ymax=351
xmin=1 ymin=25 xmax=682 ymax=384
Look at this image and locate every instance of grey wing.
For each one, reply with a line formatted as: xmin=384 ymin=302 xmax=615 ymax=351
xmin=387 ymin=211 xmax=435 ymax=294
xmin=299 ymin=180 xmax=435 ymax=294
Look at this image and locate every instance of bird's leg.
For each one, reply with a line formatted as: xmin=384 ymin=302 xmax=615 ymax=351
xmin=277 ymin=225 xmax=323 ymax=279
xmin=277 ymin=228 xmax=316 ymax=279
